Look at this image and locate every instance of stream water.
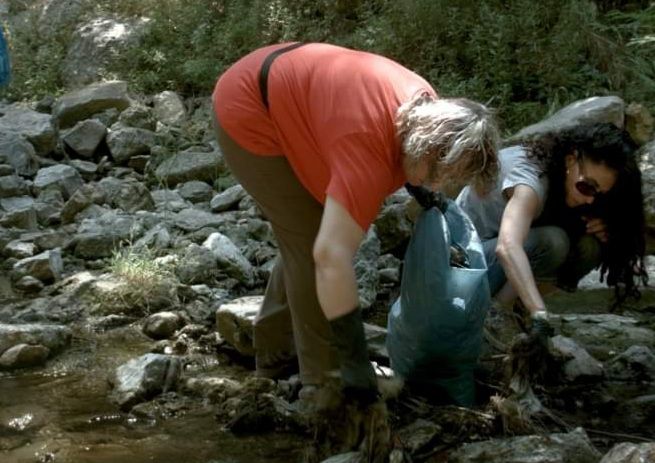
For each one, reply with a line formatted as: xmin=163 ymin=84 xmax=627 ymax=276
xmin=0 ymin=326 xmax=304 ymax=463
xmin=2 ymin=287 xmax=654 ymax=463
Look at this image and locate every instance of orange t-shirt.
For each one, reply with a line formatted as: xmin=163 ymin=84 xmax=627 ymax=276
xmin=213 ymin=42 xmax=436 ymax=230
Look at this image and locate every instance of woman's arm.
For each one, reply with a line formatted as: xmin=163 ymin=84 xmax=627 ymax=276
xmin=313 ymin=195 xmax=365 ymax=320
xmin=495 ymin=184 xmax=546 ymax=315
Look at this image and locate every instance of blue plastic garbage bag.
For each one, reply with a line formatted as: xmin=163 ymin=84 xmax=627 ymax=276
xmin=386 ymin=199 xmax=490 ymax=406
xmin=1 ymin=27 xmax=11 ymax=86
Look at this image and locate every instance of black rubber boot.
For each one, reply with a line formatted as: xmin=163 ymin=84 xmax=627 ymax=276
xmin=329 ymin=308 xmax=378 ymax=405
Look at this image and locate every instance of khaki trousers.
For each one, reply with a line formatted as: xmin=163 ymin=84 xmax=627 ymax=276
xmin=214 ymin=121 xmax=336 ymax=385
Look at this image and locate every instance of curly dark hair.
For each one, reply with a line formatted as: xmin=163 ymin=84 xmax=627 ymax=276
xmin=521 ymin=122 xmax=648 ymax=307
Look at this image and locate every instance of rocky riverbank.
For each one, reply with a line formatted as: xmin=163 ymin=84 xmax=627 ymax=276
xmin=1 ymin=81 xmax=655 ymax=462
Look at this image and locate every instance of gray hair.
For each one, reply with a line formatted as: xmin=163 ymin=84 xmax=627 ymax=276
xmin=396 ymin=93 xmax=500 ymax=192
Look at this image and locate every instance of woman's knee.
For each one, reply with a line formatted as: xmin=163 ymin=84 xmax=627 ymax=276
xmin=575 ymin=234 xmax=602 ymax=266
xmin=527 ymin=226 xmax=570 ymax=275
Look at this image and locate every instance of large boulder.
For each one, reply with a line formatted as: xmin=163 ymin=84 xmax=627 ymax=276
xmin=110 ymin=354 xmax=182 ymax=411
xmin=155 ymin=149 xmax=226 ymax=187
xmin=61 ymin=17 xmax=150 ymax=89
xmin=0 ymin=323 xmax=72 ymax=357
xmin=33 ymin=164 xmax=84 ymax=199
xmin=0 ymin=104 xmax=56 ymax=156
xmin=53 ymin=81 xmax=131 ymax=129
xmin=0 ymin=132 xmax=39 ymax=176
xmin=508 ymin=96 xmax=625 ymax=143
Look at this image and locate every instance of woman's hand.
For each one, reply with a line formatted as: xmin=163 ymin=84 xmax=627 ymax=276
xmin=583 ymin=216 xmax=608 ymax=242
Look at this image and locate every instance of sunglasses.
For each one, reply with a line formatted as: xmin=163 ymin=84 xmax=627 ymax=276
xmin=575 ymin=179 xmax=599 ymax=197
xmin=574 ymin=158 xmax=600 ymax=198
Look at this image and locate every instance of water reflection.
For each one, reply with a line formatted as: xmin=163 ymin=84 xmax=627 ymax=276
xmin=0 ymin=326 xmax=303 ymax=463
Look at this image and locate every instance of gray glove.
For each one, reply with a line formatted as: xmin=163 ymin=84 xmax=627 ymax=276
xmin=509 ymin=310 xmax=553 ymax=379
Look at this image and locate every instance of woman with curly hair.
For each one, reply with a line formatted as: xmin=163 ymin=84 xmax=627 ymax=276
xmin=457 ymin=122 xmax=648 ymax=344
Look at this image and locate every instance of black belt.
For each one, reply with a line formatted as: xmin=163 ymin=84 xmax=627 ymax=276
xmin=258 ymin=42 xmax=305 ymax=111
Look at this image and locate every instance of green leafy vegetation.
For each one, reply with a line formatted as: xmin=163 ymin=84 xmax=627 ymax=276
xmin=1 ymin=0 xmax=654 ymax=133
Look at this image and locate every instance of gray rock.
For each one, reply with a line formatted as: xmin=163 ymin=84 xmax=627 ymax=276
xmin=14 ymin=276 xmax=45 ymax=293
xmin=127 ymin=155 xmax=150 ymax=173
xmin=184 ymin=376 xmax=242 ymax=402
xmin=173 ymin=209 xmax=228 ymax=232
xmin=177 ymin=180 xmax=214 ymax=203
xmin=599 ymin=442 xmax=655 ymax=463
xmin=606 ymin=345 xmax=655 ymax=382
xmin=113 ymin=180 xmax=155 ymax=213
xmin=0 ymin=343 xmax=50 ymax=369
xmin=34 ymin=187 xmax=64 ymax=225
xmin=375 ymin=202 xmax=413 ymax=253
xmin=155 ymin=149 xmax=226 ymax=187
xmin=110 ymin=353 xmax=182 ymax=411
xmin=550 ymin=335 xmax=604 ymax=381
xmin=0 ymin=195 xmax=34 ymax=211
xmin=355 ymin=227 xmax=381 ymax=309
xmin=215 ymin=296 xmax=260 ymax=356
xmin=53 ymin=81 xmax=131 ymax=129
xmin=97 ymin=176 xmax=123 ymax=201
xmin=509 ymin=96 xmax=625 ymax=143
xmin=0 ymin=132 xmax=38 ymax=176
xmin=210 ymin=184 xmax=246 ymax=212
xmin=142 ymin=312 xmax=184 ymax=340
xmin=0 ymin=104 xmax=56 ymax=155
xmin=552 ymin=313 xmax=655 ymax=361
xmin=32 ymin=230 xmax=71 ymax=251
xmin=450 ymin=427 xmax=601 ymax=463
xmin=203 ymin=232 xmax=254 ymax=285
xmin=68 ymin=159 xmax=99 ymax=180
xmin=175 ymin=244 xmax=218 ymax=285
xmin=73 ymin=212 xmax=141 ymax=258
xmin=0 ymin=323 xmax=72 ymax=356
xmin=379 ymin=267 xmax=400 ymax=284
xmin=396 ymin=419 xmax=441 ymax=454
xmin=0 ymin=175 xmax=28 ymax=198
xmin=61 ymin=184 xmax=94 ymax=224
xmin=151 ymin=188 xmax=190 ymax=212
xmin=33 ymin=164 xmax=84 ymax=199
xmin=133 ymin=224 xmax=172 ymax=251
xmin=12 ymin=248 xmax=64 ymax=282
xmin=320 ymin=453 xmax=364 ymax=463
xmin=617 ymin=395 xmax=655 ymax=428
xmin=0 ymin=207 xmax=38 ymax=230
xmin=153 ymin=91 xmax=186 ymax=126
xmin=62 ymin=119 xmax=107 ymax=158
xmin=3 ymin=240 xmax=36 ymax=259
xmin=118 ymin=104 xmax=156 ymax=131
xmin=106 ymin=126 xmax=157 ymax=165
xmin=37 ymin=0 xmax=85 ymax=36
xmin=62 ymin=18 xmax=150 ymax=89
